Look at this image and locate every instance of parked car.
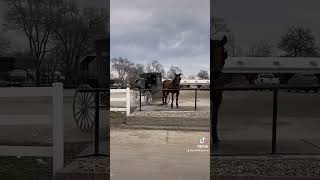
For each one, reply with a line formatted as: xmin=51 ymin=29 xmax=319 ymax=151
xmin=0 ymin=79 xmax=9 ymax=87
xmin=288 ymin=73 xmax=319 ymax=93
xmin=255 ymin=74 xmax=280 ymax=86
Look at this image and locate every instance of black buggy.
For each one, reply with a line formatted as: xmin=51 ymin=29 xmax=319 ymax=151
xmin=133 ymin=72 xmax=163 ymax=104
xmin=72 ymin=38 xmax=109 ymax=131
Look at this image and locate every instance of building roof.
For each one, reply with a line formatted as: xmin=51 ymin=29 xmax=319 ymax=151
xmin=224 ymin=57 xmax=320 ymax=73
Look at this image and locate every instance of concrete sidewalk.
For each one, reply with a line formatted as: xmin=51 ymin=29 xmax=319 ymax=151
xmin=110 ymin=128 xmax=210 ymax=180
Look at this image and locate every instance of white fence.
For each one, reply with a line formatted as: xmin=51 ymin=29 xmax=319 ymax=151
xmin=0 ymin=83 xmax=64 ymax=176
xmin=180 ymin=79 xmax=210 ymax=86
xmin=110 ymin=87 xmax=131 ymax=115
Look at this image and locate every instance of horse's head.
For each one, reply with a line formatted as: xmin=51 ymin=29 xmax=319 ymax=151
xmin=173 ymin=73 xmax=181 ymax=87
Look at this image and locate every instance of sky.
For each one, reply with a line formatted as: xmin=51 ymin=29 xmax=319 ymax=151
xmin=212 ymin=0 xmax=320 ymax=54
xmin=111 ymin=0 xmax=210 ymax=77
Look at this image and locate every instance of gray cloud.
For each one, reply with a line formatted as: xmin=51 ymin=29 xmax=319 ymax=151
xmin=111 ymin=0 xmax=210 ymax=76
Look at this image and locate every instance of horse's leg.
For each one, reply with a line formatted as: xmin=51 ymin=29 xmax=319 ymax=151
xmin=176 ymin=91 xmax=179 ymax=107
xmin=171 ymin=92 xmax=174 ymax=108
xmin=162 ymin=90 xmax=165 ymax=105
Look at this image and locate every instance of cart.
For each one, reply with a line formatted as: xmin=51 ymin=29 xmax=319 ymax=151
xmin=72 ymin=38 xmax=109 ymax=131
xmin=133 ymin=73 xmax=163 ymax=104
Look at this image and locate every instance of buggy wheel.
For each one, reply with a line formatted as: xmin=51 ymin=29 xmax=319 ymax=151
xmin=133 ymin=91 xmax=140 ymax=102
xmin=73 ymin=84 xmax=95 ymax=131
xmin=144 ymin=91 xmax=152 ymax=104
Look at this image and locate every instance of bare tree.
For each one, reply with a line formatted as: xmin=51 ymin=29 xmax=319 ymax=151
xmin=146 ymin=60 xmax=165 ymax=78
xmin=197 ymin=70 xmax=209 ymax=79
xmin=4 ymin=0 xmax=58 ymax=85
xmin=0 ymin=35 xmax=11 ymax=56
xmin=278 ymin=26 xmax=318 ymax=57
xmin=225 ymin=33 xmax=241 ymax=57
xmin=135 ymin=64 xmax=145 ymax=75
xmin=167 ymin=66 xmax=182 ymax=79
xmin=111 ymin=57 xmax=133 ymax=81
xmin=50 ymin=1 xmax=107 ymax=83
xmin=188 ymin=75 xmax=196 ymax=79
xmin=126 ymin=63 xmax=144 ymax=88
xmin=247 ymin=41 xmax=273 ymax=57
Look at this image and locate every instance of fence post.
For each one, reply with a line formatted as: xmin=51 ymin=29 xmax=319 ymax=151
xmin=95 ymin=92 xmax=100 ymax=155
xmin=272 ymin=86 xmax=278 ymax=154
xmin=139 ymin=89 xmax=142 ymax=111
xmin=52 ymin=83 xmax=64 ymax=176
xmin=195 ymin=89 xmax=197 ymax=111
xmin=126 ymin=87 xmax=131 ymax=116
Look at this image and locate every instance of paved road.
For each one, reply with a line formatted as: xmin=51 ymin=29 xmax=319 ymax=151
xmin=214 ymin=90 xmax=320 ymax=155
xmin=110 ymin=128 xmax=210 ymax=180
xmin=218 ymin=91 xmax=320 ymax=140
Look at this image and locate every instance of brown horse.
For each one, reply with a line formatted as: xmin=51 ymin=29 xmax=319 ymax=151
xmin=162 ymin=73 xmax=181 ymax=107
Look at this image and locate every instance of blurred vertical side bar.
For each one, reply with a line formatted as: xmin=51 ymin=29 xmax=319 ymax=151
xmin=210 ymin=0 xmax=229 ymax=176
xmin=210 ymin=1 xmax=213 ymax=177
xmin=95 ymin=0 xmax=110 ymax=178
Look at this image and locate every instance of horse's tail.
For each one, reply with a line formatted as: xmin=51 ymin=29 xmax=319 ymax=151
xmin=162 ymin=80 xmax=168 ymax=89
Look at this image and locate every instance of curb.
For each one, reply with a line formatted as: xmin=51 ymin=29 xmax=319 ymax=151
xmin=55 ymin=173 xmax=109 ymax=180
xmin=120 ymin=124 xmax=210 ymax=131
xmin=211 ymin=175 xmax=320 ymax=180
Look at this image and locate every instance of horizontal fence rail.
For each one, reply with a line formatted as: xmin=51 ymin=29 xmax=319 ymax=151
xmin=0 ymin=83 xmax=64 ymax=176
xmin=110 ymin=88 xmax=130 ymax=115
xmin=80 ymin=88 xmax=131 ymax=115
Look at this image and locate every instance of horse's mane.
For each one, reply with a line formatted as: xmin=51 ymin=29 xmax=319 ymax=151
xmin=162 ymin=79 xmax=177 ymax=89
xmin=168 ymin=77 xmax=179 ymax=89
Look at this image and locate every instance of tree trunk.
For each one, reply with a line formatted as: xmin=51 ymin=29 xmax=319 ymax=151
xmin=73 ymin=60 xmax=80 ymax=85
xmin=35 ymin=63 xmax=41 ymax=86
